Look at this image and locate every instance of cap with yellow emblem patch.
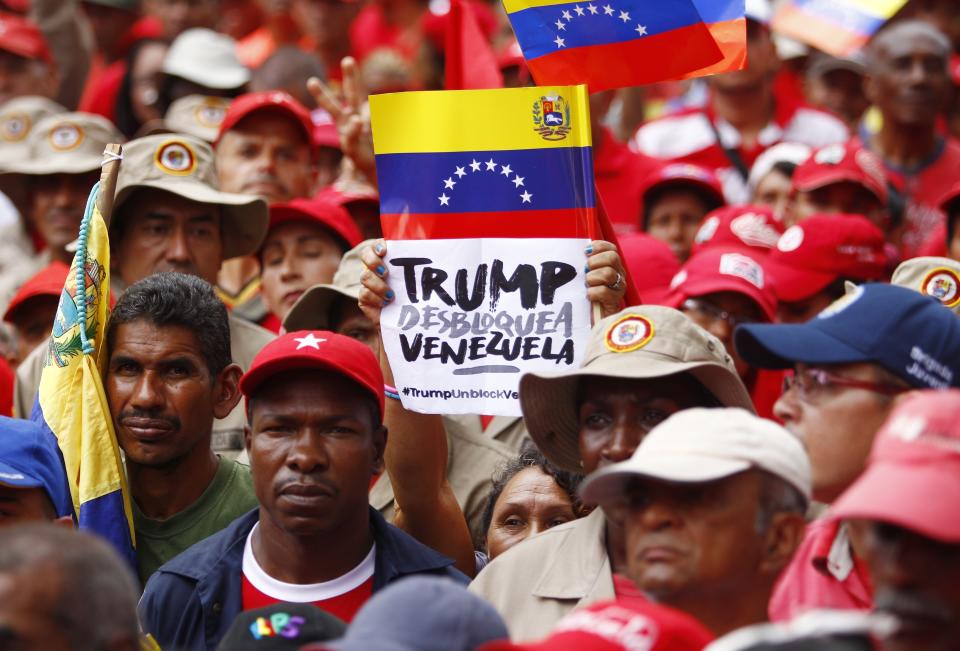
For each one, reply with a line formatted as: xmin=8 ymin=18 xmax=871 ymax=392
xmin=112 ymin=133 xmax=268 ymax=260
xmin=519 ymin=305 xmax=753 ymax=472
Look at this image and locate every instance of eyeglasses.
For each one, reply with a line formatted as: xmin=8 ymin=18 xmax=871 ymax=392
xmin=682 ymin=298 xmax=759 ymax=330
xmin=782 ymin=367 xmax=909 ymax=403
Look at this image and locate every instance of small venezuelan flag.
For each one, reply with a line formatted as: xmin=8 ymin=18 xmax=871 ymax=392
xmin=370 ymin=85 xmax=596 ymax=240
xmin=773 ymin=0 xmax=908 ymax=57
xmin=502 ymin=0 xmax=729 ymax=91
xmin=31 ymin=182 xmax=136 ymax=566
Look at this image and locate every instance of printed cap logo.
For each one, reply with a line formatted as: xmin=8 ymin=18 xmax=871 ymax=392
xmin=605 ymin=314 xmax=654 ymax=353
xmin=855 ymin=148 xmax=886 ymax=187
xmin=730 ymin=213 xmax=781 ymax=248
xmin=662 ymin=162 xmax=712 ymax=183
xmin=154 ymin=141 xmax=197 ymax=176
xmin=669 ymin=269 xmax=688 ymax=290
xmin=814 ymin=143 xmax=845 ymax=166
xmin=921 ymin=268 xmax=960 ymax=308
xmin=719 ymin=252 xmax=764 ymax=288
xmin=1 ymin=113 xmax=29 ymax=142
xmin=818 ymin=284 xmax=864 ymax=319
xmin=195 ymin=102 xmax=227 ymax=128
xmin=695 ymin=216 xmax=720 ymax=244
xmin=777 ymin=225 xmax=805 ymax=253
xmin=49 ymin=123 xmax=83 ymax=151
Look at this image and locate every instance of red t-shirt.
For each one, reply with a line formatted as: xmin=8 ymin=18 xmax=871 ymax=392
xmin=241 ymin=525 xmax=375 ymax=623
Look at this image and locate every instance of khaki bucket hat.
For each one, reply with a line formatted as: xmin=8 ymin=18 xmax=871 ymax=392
xmin=0 ymin=111 xmax=121 ymax=175
xmin=136 ymin=95 xmax=232 ymax=143
xmin=0 ymin=95 xmax=66 ymax=165
xmin=520 ymin=305 xmax=754 ymax=472
xmin=112 ymin=133 xmax=267 ymax=260
xmin=890 ymin=256 xmax=960 ymax=316
xmin=283 ymin=238 xmax=373 ymax=331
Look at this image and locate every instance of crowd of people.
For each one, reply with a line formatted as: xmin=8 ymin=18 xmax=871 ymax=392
xmin=0 ymin=0 xmax=959 ymax=650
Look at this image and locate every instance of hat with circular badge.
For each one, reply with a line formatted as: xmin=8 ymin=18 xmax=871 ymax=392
xmin=891 ymin=256 xmax=960 ymax=315
xmin=137 ymin=95 xmax=232 ymax=143
xmin=0 ymin=111 xmax=121 ymax=176
xmin=0 ymin=95 xmax=65 ymax=165
xmin=283 ymin=239 xmax=374 ymax=332
xmin=520 ymin=306 xmax=754 ymax=472
xmin=112 ymin=133 xmax=268 ymax=260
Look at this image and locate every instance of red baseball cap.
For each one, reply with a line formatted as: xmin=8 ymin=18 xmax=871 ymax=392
xmin=267 ymin=196 xmax=363 ymax=252
xmin=240 ymin=330 xmax=385 ymax=418
xmin=833 ymin=390 xmax=960 ymax=543
xmin=216 ymin=91 xmax=314 ymax=147
xmin=0 ymin=12 xmax=53 ymax=64
xmin=666 ymin=247 xmax=777 ymax=322
xmin=937 ymin=178 xmax=960 ymax=214
xmin=618 ymin=233 xmax=680 ymax=306
xmin=639 ymin=162 xmax=725 ymax=214
xmin=311 ymin=108 xmax=341 ymax=151
xmin=763 ymin=214 xmax=888 ymax=303
xmin=792 ymin=142 xmax=889 ymax=206
xmin=691 ymin=205 xmax=784 ymax=257
xmin=479 ymin=599 xmax=713 ymax=651
xmin=315 ymin=183 xmax=380 ymax=207
xmin=3 ymin=261 xmax=68 ymax=323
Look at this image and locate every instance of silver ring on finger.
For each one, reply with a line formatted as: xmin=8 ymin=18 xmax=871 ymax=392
xmin=607 ymin=272 xmax=624 ymax=291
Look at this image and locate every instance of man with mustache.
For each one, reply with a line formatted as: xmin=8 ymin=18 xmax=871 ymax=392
xmin=105 ymin=272 xmax=257 ymax=585
xmin=14 ymin=133 xmax=275 ymax=458
xmin=832 ymin=390 xmax=960 ymax=651
xmin=138 ymin=329 xmax=467 ymax=650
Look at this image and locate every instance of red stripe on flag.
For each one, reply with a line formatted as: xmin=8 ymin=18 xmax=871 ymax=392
xmin=382 ymin=209 xmax=597 ymax=240
xmin=772 ymin=5 xmax=867 ymax=57
xmin=527 ymin=23 xmax=723 ymax=91
xmin=681 ymin=19 xmax=747 ymax=79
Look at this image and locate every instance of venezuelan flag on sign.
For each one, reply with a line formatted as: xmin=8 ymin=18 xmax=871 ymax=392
xmin=371 ymin=85 xmax=595 ymax=240
xmin=31 ymin=182 xmax=136 ymax=566
xmin=773 ymin=0 xmax=908 ymax=57
xmin=502 ymin=0 xmax=729 ymax=91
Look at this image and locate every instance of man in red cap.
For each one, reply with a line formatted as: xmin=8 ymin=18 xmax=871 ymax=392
xmin=690 ymin=205 xmax=784 ymax=259
xmin=258 ymin=196 xmax=362 ymax=331
xmin=638 ymin=163 xmax=726 ymax=262
xmin=859 ymin=20 xmax=960 ymax=258
xmin=215 ymin=90 xmax=318 ymax=320
xmin=832 ymin=390 xmax=960 ymax=651
xmin=138 ymin=330 xmax=466 ymax=650
xmin=2 ymin=260 xmax=68 ymax=368
xmin=0 ymin=12 xmax=59 ymax=105
xmin=763 ymin=214 xmax=889 ymax=323
xmin=785 ymin=142 xmax=891 ymax=232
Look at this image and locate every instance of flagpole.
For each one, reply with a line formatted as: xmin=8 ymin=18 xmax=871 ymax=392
xmin=96 ymin=143 xmax=123 ymax=227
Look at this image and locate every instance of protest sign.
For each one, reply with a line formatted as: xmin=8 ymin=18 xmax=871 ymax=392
xmin=370 ymin=85 xmax=595 ymax=416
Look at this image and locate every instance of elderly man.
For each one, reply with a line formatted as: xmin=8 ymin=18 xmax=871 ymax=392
xmin=105 ymin=273 xmax=257 ymax=584
xmin=860 ymin=20 xmax=960 ymax=257
xmin=734 ymin=282 xmax=960 ymax=619
xmin=832 ymin=390 xmax=960 ymax=651
xmin=0 ymin=524 xmax=142 ymax=650
xmin=469 ymin=306 xmax=754 ymax=641
xmin=14 ymin=134 xmax=274 ymax=457
xmin=0 ymin=416 xmax=73 ymax=527
xmin=580 ymin=407 xmax=810 ymax=637
xmin=139 ymin=331 xmax=467 ymax=649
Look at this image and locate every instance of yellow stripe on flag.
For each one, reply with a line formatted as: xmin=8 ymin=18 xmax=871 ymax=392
xmin=370 ymin=86 xmax=591 ymax=154
xmin=842 ymin=0 xmax=907 ymax=18
xmin=501 ymin=0 xmax=578 ymax=15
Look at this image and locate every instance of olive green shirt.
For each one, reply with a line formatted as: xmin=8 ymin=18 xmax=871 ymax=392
xmin=133 ymin=457 xmax=258 ymax=586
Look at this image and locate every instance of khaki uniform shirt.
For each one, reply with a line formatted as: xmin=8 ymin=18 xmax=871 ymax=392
xmin=482 ymin=415 xmax=530 ymax=453
xmin=371 ymin=414 xmax=514 ymax=545
xmin=469 ymin=508 xmax=614 ymax=641
xmin=14 ymin=314 xmax=273 ymax=459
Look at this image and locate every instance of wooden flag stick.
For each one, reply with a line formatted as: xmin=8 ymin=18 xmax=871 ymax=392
xmin=96 ymin=143 xmax=123 ymax=227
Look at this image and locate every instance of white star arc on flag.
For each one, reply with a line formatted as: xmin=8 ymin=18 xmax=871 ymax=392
xmin=553 ymin=2 xmax=646 ymax=40
xmin=437 ymin=162 xmax=534 ymax=207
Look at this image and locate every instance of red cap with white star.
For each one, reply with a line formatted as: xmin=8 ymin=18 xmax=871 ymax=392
xmin=239 ymin=330 xmax=385 ymax=418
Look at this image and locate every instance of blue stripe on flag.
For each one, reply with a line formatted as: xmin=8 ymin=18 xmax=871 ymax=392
xmin=791 ymin=0 xmax=886 ymax=35
xmin=691 ymin=0 xmax=745 ymax=24
xmin=375 ymin=147 xmax=595 ymax=215
xmin=80 ymin=491 xmax=137 ymax=567
xmin=509 ymin=0 xmax=704 ymax=59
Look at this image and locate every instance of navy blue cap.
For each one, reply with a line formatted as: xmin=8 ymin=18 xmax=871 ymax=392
xmin=0 ymin=417 xmax=73 ymax=518
xmin=319 ymin=576 xmax=508 ymax=651
xmin=735 ymin=283 xmax=960 ymax=389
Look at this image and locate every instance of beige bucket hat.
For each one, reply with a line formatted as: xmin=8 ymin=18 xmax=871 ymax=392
xmin=283 ymin=238 xmax=373 ymax=331
xmin=112 ymin=133 xmax=267 ymax=260
xmin=136 ymin=95 xmax=232 ymax=143
xmin=520 ymin=305 xmax=754 ymax=472
xmin=891 ymin=256 xmax=960 ymax=316
xmin=0 ymin=111 xmax=121 ymax=175
xmin=0 ymin=95 xmax=66 ymax=166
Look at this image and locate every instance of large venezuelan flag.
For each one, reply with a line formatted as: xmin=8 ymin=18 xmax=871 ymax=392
xmin=371 ymin=85 xmax=596 ymax=240
xmin=502 ymin=0 xmax=727 ymax=90
xmin=773 ymin=0 xmax=907 ymax=57
xmin=31 ymin=182 xmax=136 ymax=565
